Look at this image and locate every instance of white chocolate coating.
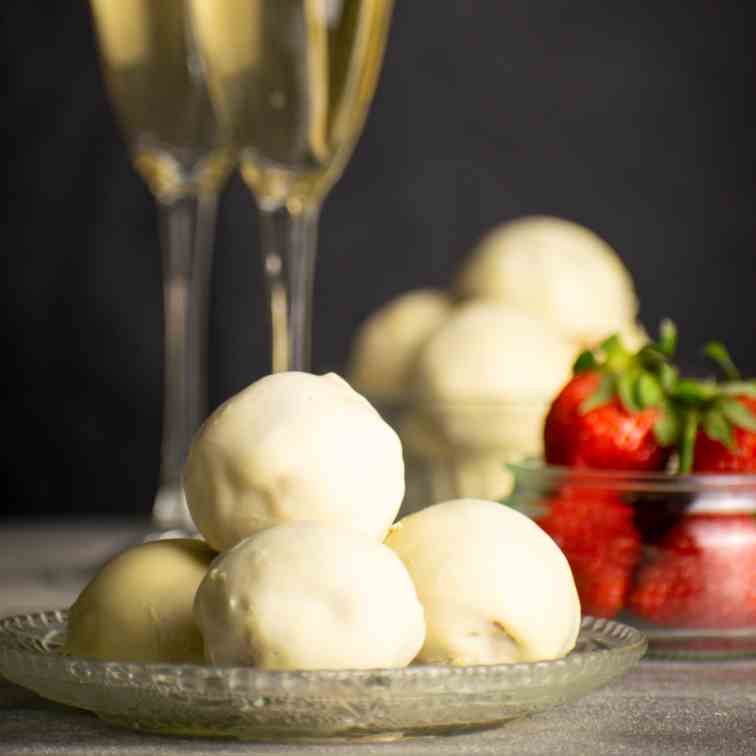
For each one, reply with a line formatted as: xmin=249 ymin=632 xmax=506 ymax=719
xmin=63 ymin=538 xmax=216 ymax=663
xmin=413 ymin=301 xmax=574 ymax=452
xmin=385 ymin=499 xmax=581 ymax=665
xmin=456 ymin=215 xmax=640 ymax=347
xmin=193 ymin=522 xmax=426 ymax=670
xmin=415 ymin=302 xmax=575 ymax=405
xmin=347 ymin=289 xmax=453 ymax=399
xmin=183 ymin=372 xmax=405 ymax=551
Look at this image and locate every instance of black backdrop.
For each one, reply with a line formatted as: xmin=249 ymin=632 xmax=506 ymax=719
xmin=4 ymin=1 xmax=754 ymax=518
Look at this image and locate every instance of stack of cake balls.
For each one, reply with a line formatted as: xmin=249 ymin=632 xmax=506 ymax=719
xmin=346 ymin=215 xmax=648 ymax=503
xmin=63 ymin=372 xmax=581 ymax=670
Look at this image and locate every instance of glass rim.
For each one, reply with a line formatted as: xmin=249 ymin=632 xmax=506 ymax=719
xmin=0 ymin=609 xmax=645 ymax=686
xmin=508 ymin=457 xmax=756 ymax=493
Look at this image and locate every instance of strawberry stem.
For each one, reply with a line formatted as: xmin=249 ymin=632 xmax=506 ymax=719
xmin=678 ymin=408 xmax=700 ymax=474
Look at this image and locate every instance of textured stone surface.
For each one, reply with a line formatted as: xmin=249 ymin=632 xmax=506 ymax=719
xmin=1 ymin=521 xmax=755 ymax=755
xmin=1 ymin=663 xmax=755 ymax=756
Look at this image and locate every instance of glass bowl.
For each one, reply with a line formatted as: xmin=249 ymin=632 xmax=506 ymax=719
xmin=505 ymin=459 xmax=756 ymax=659
xmin=372 ymin=395 xmax=550 ymax=516
xmin=0 ymin=610 xmax=646 ymax=742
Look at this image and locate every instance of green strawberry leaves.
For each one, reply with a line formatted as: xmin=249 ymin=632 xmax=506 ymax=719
xmin=675 ymin=395 xmax=756 ymax=473
xmin=719 ymin=397 xmax=756 ymax=432
xmin=702 ymin=407 xmax=733 ymax=449
xmin=617 ymin=371 xmax=640 ymax=412
xmin=579 ymin=373 xmax=615 ymax=413
xmin=668 ymin=341 xmax=756 ymax=471
xmin=698 ymin=339 xmax=756 ymax=439
xmin=721 ymin=381 xmax=756 ymax=398
xmin=573 ymin=333 xmax=629 ymax=376
xmin=575 ymin=321 xmax=680 ymax=444
xmin=703 ymin=341 xmax=741 ymax=381
xmin=657 ymin=319 xmax=678 ymax=357
xmin=658 ymin=362 xmax=679 ymax=393
xmin=615 ymin=368 xmax=664 ymax=414
xmin=637 ymin=372 xmax=664 ymax=408
xmin=573 ymin=349 xmax=599 ymax=374
xmin=653 ymin=400 xmax=680 ymax=447
xmin=568 ymin=320 xmax=756 ymax=472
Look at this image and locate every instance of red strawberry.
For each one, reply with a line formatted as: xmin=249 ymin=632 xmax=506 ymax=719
xmin=628 ymin=513 xmax=756 ymax=628
xmin=543 ymin=323 xmax=681 ymax=471
xmin=537 ymin=486 xmax=642 ymax=618
xmin=666 ymin=341 xmax=756 ymax=473
xmin=693 ymin=395 xmax=756 ymax=473
xmin=544 ymin=370 xmax=669 ymax=471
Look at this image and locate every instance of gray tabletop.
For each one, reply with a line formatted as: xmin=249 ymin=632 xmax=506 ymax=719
xmin=1 ymin=520 xmax=755 ymax=756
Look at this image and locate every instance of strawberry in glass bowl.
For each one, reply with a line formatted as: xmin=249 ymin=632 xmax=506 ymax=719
xmin=506 ymin=324 xmax=756 ymax=658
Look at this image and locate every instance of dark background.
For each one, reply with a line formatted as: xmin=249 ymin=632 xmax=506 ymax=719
xmin=3 ymin=1 xmax=754 ymax=519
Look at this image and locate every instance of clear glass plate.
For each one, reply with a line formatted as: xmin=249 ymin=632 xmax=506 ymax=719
xmin=0 ymin=610 xmax=646 ymax=742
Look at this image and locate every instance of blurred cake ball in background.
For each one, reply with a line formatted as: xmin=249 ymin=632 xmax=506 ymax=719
xmin=344 ymin=214 xmax=647 ymax=512
xmin=414 ymin=301 xmax=576 ymax=405
xmin=455 ymin=215 xmax=646 ymax=349
xmin=347 ymin=289 xmax=453 ymax=400
xmin=400 ymin=302 xmax=576 ymax=508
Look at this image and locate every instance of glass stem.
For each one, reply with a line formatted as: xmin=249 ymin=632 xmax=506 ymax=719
xmin=258 ymin=201 xmax=320 ymax=373
xmin=153 ymin=190 xmax=217 ymax=531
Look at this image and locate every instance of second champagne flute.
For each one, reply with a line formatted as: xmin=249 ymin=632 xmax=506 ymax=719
xmin=191 ymin=0 xmax=394 ymax=372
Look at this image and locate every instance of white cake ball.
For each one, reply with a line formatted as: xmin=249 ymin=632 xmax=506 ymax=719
xmin=193 ymin=522 xmax=426 ymax=670
xmin=456 ymin=215 xmax=641 ymax=347
xmin=183 ymin=372 xmax=405 ymax=551
xmin=63 ymin=539 xmax=216 ymax=663
xmin=385 ymin=499 xmax=581 ymax=665
xmin=413 ymin=301 xmax=574 ymax=451
xmin=415 ymin=301 xmax=574 ymax=405
xmin=347 ymin=289 xmax=453 ymax=399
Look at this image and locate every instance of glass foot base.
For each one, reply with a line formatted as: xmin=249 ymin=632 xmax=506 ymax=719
xmin=149 ymin=485 xmax=199 ymax=540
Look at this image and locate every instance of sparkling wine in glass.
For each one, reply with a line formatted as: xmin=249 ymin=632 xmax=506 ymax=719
xmin=89 ymin=0 xmax=234 ymax=534
xmin=191 ymin=0 xmax=394 ymax=372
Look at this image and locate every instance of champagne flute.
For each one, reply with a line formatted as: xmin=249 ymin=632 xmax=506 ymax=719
xmin=89 ymin=0 xmax=233 ymax=534
xmin=190 ymin=0 xmax=394 ymax=372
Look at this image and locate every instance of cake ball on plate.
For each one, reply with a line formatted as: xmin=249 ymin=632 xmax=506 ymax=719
xmin=183 ymin=371 xmax=404 ymax=551
xmin=385 ymin=499 xmax=581 ymax=665
xmin=347 ymin=288 xmax=453 ymax=400
xmin=455 ymin=215 xmax=644 ymax=349
xmin=193 ymin=522 xmax=426 ymax=670
xmin=63 ymin=538 xmax=216 ymax=663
